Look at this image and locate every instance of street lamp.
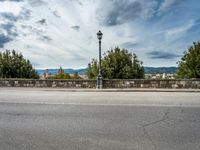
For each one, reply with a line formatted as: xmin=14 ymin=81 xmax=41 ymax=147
xmin=97 ymin=30 xmax=103 ymax=89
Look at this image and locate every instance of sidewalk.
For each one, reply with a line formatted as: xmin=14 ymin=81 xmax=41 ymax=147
xmin=1 ymin=87 xmax=200 ymax=92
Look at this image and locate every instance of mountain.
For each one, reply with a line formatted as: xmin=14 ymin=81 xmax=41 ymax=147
xmin=36 ymin=67 xmax=177 ymax=76
xmin=36 ymin=68 xmax=87 ymax=76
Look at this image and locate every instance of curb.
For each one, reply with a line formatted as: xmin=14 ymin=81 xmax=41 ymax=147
xmin=56 ymin=89 xmax=200 ymax=93
xmin=1 ymin=87 xmax=200 ymax=93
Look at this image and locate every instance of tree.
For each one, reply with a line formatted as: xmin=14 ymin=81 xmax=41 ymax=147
xmin=87 ymin=47 xmax=144 ymax=79
xmin=0 ymin=50 xmax=39 ymax=79
xmin=72 ymin=72 xmax=82 ymax=79
xmin=47 ymin=67 xmax=82 ymax=79
xmin=53 ymin=67 xmax=71 ymax=79
xmin=87 ymin=59 xmax=98 ymax=79
xmin=177 ymin=42 xmax=200 ymax=79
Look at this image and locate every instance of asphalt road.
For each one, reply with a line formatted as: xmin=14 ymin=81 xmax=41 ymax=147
xmin=0 ymin=88 xmax=200 ymax=150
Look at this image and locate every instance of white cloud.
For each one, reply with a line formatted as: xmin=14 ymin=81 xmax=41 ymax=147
xmin=165 ymin=20 xmax=194 ymax=39
xmin=0 ymin=1 xmax=23 ymax=15
xmin=0 ymin=0 xmax=199 ymax=68
xmin=158 ymin=0 xmax=181 ymax=13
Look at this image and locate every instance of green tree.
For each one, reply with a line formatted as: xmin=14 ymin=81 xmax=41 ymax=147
xmin=54 ymin=67 xmax=71 ymax=79
xmin=0 ymin=50 xmax=39 ymax=79
xmin=177 ymin=42 xmax=200 ymax=79
xmin=87 ymin=59 xmax=98 ymax=79
xmin=47 ymin=67 xmax=82 ymax=80
xmin=54 ymin=73 xmax=71 ymax=79
xmin=87 ymin=47 xmax=144 ymax=79
xmin=72 ymin=72 xmax=82 ymax=79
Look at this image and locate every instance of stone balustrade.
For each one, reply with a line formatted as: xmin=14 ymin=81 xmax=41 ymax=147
xmin=0 ymin=79 xmax=199 ymax=89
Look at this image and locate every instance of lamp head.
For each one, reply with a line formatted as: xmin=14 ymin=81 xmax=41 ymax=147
xmin=97 ymin=30 xmax=103 ymax=40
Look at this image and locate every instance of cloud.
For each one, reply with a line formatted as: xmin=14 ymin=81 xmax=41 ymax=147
xmin=158 ymin=0 xmax=182 ymax=13
xmin=18 ymin=8 xmax=31 ymax=20
xmin=120 ymin=42 xmax=138 ymax=48
xmin=73 ymin=0 xmax=82 ymax=6
xmin=1 ymin=22 xmax=14 ymax=32
xmin=0 ymin=1 xmax=23 ymax=15
xmin=0 ymin=0 xmax=23 ymax=2
xmin=164 ymin=20 xmax=195 ymax=41
xmin=0 ymin=12 xmax=18 ymax=21
xmin=97 ymin=0 xmax=158 ymax=26
xmin=0 ymin=22 xmax=18 ymax=47
xmin=0 ymin=7 xmax=31 ymax=46
xmin=0 ymin=8 xmax=27 ymax=48
xmin=37 ymin=18 xmax=46 ymax=25
xmin=28 ymin=0 xmax=47 ymax=7
xmin=0 ymin=8 xmax=31 ymax=22
xmin=0 ymin=34 xmax=12 ymax=48
xmin=98 ymin=0 xmax=142 ymax=26
xmin=52 ymin=10 xmax=60 ymax=18
xmin=40 ymin=35 xmax=52 ymax=41
xmin=71 ymin=25 xmax=80 ymax=31
xmin=147 ymin=51 xmax=181 ymax=60
xmin=0 ymin=0 xmax=199 ymax=68
xmin=186 ymin=18 xmax=200 ymax=32
xmin=0 ymin=22 xmax=17 ymax=36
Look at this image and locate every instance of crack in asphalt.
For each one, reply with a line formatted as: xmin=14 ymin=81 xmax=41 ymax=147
xmin=142 ymin=126 xmax=159 ymax=150
xmin=143 ymin=112 xmax=169 ymax=127
xmin=141 ymin=111 xmax=170 ymax=150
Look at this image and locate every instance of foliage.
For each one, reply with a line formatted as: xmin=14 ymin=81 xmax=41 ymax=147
xmin=177 ymin=42 xmax=200 ymax=79
xmin=47 ymin=67 xmax=82 ymax=79
xmin=87 ymin=47 xmax=144 ymax=79
xmin=0 ymin=50 xmax=39 ymax=79
xmin=54 ymin=73 xmax=71 ymax=79
xmin=72 ymin=72 xmax=82 ymax=79
xmin=87 ymin=59 xmax=99 ymax=79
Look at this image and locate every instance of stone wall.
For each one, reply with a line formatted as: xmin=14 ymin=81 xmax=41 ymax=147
xmin=103 ymin=79 xmax=200 ymax=89
xmin=0 ymin=79 xmax=199 ymax=89
xmin=0 ymin=79 xmax=96 ymax=88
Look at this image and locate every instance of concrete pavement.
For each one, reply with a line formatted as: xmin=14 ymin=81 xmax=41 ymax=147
xmin=0 ymin=88 xmax=200 ymax=106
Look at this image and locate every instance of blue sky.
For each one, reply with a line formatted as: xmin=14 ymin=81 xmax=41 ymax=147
xmin=0 ymin=0 xmax=200 ymax=69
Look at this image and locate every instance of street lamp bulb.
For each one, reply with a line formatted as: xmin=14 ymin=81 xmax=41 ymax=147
xmin=97 ymin=30 xmax=103 ymax=40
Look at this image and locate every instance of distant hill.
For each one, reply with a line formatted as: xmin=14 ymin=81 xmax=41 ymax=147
xmin=36 ymin=68 xmax=87 ymax=76
xmin=36 ymin=67 xmax=177 ymax=76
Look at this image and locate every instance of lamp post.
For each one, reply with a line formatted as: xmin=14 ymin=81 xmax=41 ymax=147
xmin=97 ymin=30 xmax=103 ymax=89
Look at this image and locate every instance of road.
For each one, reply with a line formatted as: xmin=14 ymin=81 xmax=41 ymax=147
xmin=0 ymin=88 xmax=200 ymax=150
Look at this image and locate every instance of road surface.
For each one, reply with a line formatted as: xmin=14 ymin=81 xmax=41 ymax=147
xmin=0 ymin=88 xmax=200 ymax=150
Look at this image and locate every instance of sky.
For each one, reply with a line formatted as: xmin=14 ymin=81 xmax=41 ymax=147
xmin=0 ymin=0 xmax=200 ymax=69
